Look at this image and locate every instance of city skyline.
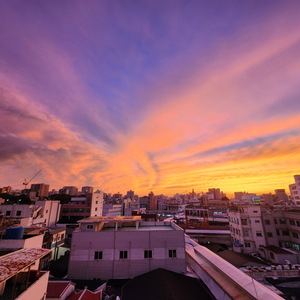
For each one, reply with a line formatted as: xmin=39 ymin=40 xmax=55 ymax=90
xmin=1 ymin=1 xmax=300 ymax=197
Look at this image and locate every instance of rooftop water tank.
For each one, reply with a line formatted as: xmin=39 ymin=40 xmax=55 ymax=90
xmin=5 ymin=225 xmax=24 ymax=239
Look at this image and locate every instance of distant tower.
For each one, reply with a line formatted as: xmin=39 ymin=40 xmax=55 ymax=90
xmin=192 ymin=189 xmax=195 ymax=198
xmin=149 ymin=192 xmax=157 ymax=210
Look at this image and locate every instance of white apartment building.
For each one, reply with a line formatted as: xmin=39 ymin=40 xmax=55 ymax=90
xmin=68 ymin=216 xmax=186 ymax=280
xmin=90 ymin=190 xmax=104 ymax=217
xmin=289 ymin=175 xmax=300 ymax=207
xmin=0 ymin=200 xmax=60 ymax=227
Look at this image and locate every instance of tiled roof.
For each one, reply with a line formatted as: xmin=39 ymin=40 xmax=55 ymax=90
xmin=47 ymin=281 xmax=75 ymax=298
xmin=67 ymin=289 xmax=102 ymax=300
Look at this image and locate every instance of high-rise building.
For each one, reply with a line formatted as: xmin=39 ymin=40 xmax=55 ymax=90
xmin=126 ymin=190 xmax=134 ymax=199
xmin=60 ymin=186 xmax=78 ymax=196
xmin=208 ymin=188 xmax=221 ymax=200
xmin=30 ymin=183 xmax=49 ymax=197
xmin=82 ymin=186 xmax=93 ymax=194
xmin=274 ymin=189 xmax=289 ymax=202
xmin=289 ymin=175 xmax=300 ymax=207
xmin=149 ymin=191 xmax=157 ymax=210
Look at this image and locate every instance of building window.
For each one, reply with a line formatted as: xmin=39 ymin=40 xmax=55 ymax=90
xmin=279 ymin=219 xmax=286 ymax=225
xmin=267 ymin=232 xmax=273 ymax=237
xmin=96 ymin=201 xmax=98 ymax=204
xmin=241 ymin=219 xmax=247 ymax=225
xmin=94 ymin=251 xmax=103 ymax=260
xmin=61 ymin=234 xmax=64 ymax=239
xmin=282 ymin=231 xmax=289 ymax=236
xmin=16 ymin=211 xmax=21 ymax=216
xmin=6 ymin=211 xmax=11 ymax=216
xmin=264 ymin=220 xmax=271 ymax=225
xmin=276 ymin=230 xmax=280 ymax=236
xmin=120 ymin=250 xmax=128 ymax=259
xmin=255 ymin=220 xmax=260 ymax=223
xmin=95 ymin=207 xmax=98 ymax=211
xmin=245 ymin=243 xmax=251 ymax=247
xmin=274 ymin=219 xmax=278 ymax=224
xmin=270 ymin=252 xmax=275 ymax=260
xmin=144 ymin=250 xmax=153 ymax=259
xmin=256 ymin=231 xmax=262 ymax=237
xmin=62 ymin=208 xmax=69 ymax=213
xmin=86 ymin=208 xmax=90 ymax=213
xmin=168 ymin=249 xmax=177 ymax=258
xmin=243 ymin=230 xmax=249 ymax=237
xmin=253 ymin=210 xmax=258 ymax=213
xmin=290 ymin=219 xmax=296 ymax=226
xmin=292 ymin=232 xmax=298 ymax=239
xmin=87 ymin=225 xmax=94 ymax=229
xmin=297 ymin=221 xmax=300 ymax=227
xmin=46 ymin=210 xmax=48 ymax=214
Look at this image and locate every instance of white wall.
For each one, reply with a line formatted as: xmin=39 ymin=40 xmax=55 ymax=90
xmin=16 ymin=271 xmax=49 ymax=300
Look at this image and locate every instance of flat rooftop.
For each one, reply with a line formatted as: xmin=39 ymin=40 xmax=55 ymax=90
xmin=78 ymin=216 xmax=142 ymax=223
xmin=102 ymin=225 xmax=175 ymax=232
xmin=0 ymin=247 xmax=51 ymax=283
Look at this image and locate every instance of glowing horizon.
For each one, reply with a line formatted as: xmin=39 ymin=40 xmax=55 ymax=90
xmin=1 ymin=1 xmax=300 ymax=197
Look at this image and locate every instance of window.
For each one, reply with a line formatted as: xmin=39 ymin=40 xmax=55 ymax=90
xmin=46 ymin=210 xmax=48 ymax=214
xmin=289 ymin=219 xmax=296 ymax=226
xmin=87 ymin=224 xmax=94 ymax=229
xmin=243 ymin=230 xmax=249 ymax=237
xmin=96 ymin=201 xmax=98 ymax=204
xmin=241 ymin=219 xmax=247 ymax=225
xmin=297 ymin=221 xmax=300 ymax=227
xmin=61 ymin=234 xmax=64 ymax=239
xmin=280 ymin=219 xmax=286 ymax=225
xmin=245 ymin=243 xmax=251 ymax=247
xmin=85 ymin=208 xmax=90 ymax=213
xmin=255 ymin=220 xmax=260 ymax=223
xmin=270 ymin=252 xmax=275 ymax=260
xmin=282 ymin=231 xmax=289 ymax=236
xmin=253 ymin=210 xmax=258 ymax=213
xmin=292 ymin=232 xmax=298 ymax=239
xmin=264 ymin=220 xmax=271 ymax=225
xmin=120 ymin=251 xmax=128 ymax=259
xmin=94 ymin=251 xmax=103 ymax=260
xmin=95 ymin=207 xmax=98 ymax=211
xmin=144 ymin=250 xmax=153 ymax=258
xmin=62 ymin=208 xmax=69 ymax=213
xmin=256 ymin=231 xmax=262 ymax=237
xmin=6 ymin=211 xmax=11 ymax=216
xmin=276 ymin=230 xmax=280 ymax=236
xmin=274 ymin=219 xmax=278 ymax=224
xmin=16 ymin=211 xmax=21 ymax=216
xmin=267 ymin=232 xmax=273 ymax=237
xmin=168 ymin=249 xmax=177 ymax=258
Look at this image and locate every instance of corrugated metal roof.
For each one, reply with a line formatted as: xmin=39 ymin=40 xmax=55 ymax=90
xmin=0 ymin=247 xmax=51 ymax=283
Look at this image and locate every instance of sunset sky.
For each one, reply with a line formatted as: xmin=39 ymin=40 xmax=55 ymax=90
xmin=1 ymin=1 xmax=300 ymax=197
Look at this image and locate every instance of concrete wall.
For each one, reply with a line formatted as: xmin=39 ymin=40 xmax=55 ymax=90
xmin=16 ymin=271 xmax=49 ymax=300
xmin=68 ymin=229 xmax=186 ymax=279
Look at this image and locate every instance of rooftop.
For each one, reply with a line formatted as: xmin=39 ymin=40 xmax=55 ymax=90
xmin=47 ymin=281 xmax=75 ymax=298
xmin=0 ymin=247 xmax=51 ymax=283
xmin=78 ymin=216 xmax=142 ymax=223
xmin=264 ymin=246 xmax=298 ymax=255
xmin=102 ymin=225 xmax=174 ymax=232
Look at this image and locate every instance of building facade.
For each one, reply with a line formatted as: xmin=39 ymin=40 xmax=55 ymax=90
xmin=68 ymin=216 xmax=186 ymax=280
xmin=229 ymin=206 xmax=300 ymax=255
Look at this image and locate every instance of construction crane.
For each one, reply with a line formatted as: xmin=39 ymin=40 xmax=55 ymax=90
xmin=23 ymin=170 xmax=42 ymax=189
